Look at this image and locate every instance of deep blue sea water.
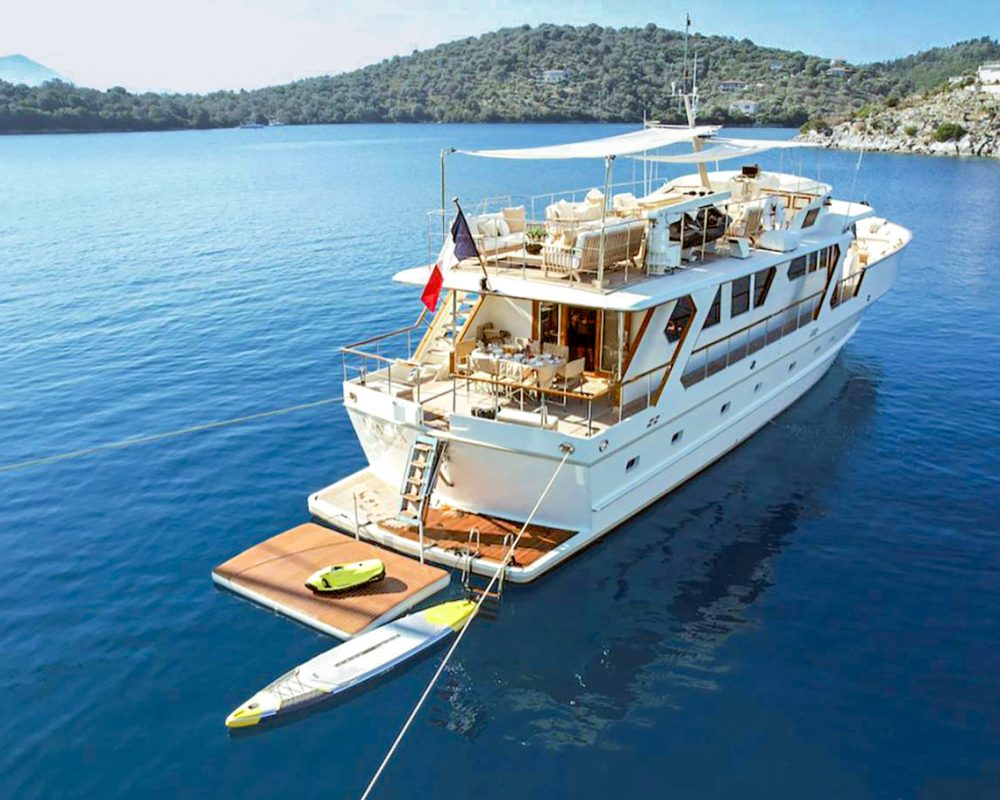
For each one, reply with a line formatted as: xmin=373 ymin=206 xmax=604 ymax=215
xmin=1 ymin=123 xmax=999 ymax=799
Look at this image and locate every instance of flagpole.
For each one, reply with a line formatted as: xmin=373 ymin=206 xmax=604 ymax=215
xmin=452 ymin=197 xmax=492 ymax=293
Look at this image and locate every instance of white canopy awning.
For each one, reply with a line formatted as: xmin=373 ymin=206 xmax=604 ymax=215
xmin=630 ymin=137 xmax=814 ymax=164
xmin=457 ymin=125 xmax=719 ymax=160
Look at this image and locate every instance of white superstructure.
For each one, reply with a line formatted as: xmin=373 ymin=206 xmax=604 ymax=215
xmin=310 ymin=123 xmax=910 ymax=583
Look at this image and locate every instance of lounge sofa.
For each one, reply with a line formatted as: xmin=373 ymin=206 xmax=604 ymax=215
xmin=470 ymin=206 xmax=526 ymax=257
xmin=543 ymin=218 xmax=647 ymax=280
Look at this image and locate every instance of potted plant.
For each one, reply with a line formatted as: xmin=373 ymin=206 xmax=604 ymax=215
xmin=525 ymin=225 xmax=547 ymax=255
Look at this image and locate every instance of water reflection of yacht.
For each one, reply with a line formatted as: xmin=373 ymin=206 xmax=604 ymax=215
xmin=428 ymin=355 xmax=881 ymax=746
xmin=309 ymin=70 xmax=909 ymax=584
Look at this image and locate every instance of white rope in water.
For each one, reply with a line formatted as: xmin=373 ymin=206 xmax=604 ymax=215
xmin=0 ymin=395 xmax=343 ymax=474
xmin=359 ymin=445 xmax=574 ymax=800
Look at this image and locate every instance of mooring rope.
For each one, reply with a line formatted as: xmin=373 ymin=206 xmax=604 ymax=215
xmin=359 ymin=444 xmax=574 ymax=800
xmin=0 ymin=395 xmax=343 ymax=474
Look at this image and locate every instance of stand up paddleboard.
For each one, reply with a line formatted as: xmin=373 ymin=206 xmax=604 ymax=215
xmin=225 ymin=599 xmax=475 ymax=728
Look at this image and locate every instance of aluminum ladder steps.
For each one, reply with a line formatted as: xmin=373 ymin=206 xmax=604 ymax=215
xmin=396 ymin=435 xmax=444 ymax=527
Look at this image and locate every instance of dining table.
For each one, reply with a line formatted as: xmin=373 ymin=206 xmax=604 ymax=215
xmin=470 ymin=345 xmax=564 ymax=389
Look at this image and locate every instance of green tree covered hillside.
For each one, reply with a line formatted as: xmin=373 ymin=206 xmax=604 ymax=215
xmin=1 ymin=26 xmax=997 ymax=133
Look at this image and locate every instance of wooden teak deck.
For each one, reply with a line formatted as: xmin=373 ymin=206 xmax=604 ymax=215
xmin=308 ymin=467 xmax=577 ymax=580
xmin=212 ymin=522 xmax=450 ymax=639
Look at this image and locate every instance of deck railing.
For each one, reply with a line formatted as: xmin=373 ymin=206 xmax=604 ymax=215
xmin=340 ymin=317 xmax=432 ymax=403
xmin=681 ymin=291 xmax=824 ymax=388
xmin=454 ymin=368 xmax=611 ymax=437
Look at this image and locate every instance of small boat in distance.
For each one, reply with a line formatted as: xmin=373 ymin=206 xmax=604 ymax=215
xmin=225 ymin=599 xmax=475 ymax=728
xmin=238 ymin=120 xmax=265 ymax=129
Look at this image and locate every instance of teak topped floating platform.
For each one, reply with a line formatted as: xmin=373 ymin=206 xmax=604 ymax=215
xmin=212 ymin=522 xmax=450 ymax=639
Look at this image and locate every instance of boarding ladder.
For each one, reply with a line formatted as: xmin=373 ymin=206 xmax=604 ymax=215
xmin=397 ymin=435 xmax=446 ymax=560
xmin=460 ymin=528 xmax=509 ymax=607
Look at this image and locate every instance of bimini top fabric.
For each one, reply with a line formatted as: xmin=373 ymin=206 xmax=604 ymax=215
xmin=456 ymin=125 xmax=719 ymax=160
xmin=631 ymin=137 xmax=814 ymax=164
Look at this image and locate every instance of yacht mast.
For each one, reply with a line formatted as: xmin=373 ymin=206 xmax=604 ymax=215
xmin=680 ymin=15 xmax=711 ymax=188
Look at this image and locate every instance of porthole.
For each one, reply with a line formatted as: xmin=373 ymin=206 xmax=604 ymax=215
xmin=814 ymin=345 xmax=821 ymax=354
xmin=754 ymin=382 xmax=763 ymax=393
xmin=720 ymin=401 xmax=731 ymax=415
xmin=671 ymin=430 xmax=683 ymax=444
xmin=626 ymin=456 xmax=640 ymax=472
xmin=788 ymin=361 xmax=797 ymax=372
xmin=598 ymin=440 xmax=609 ymax=452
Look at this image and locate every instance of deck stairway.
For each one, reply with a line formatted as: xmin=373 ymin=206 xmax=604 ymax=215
xmin=415 ymin=289 xmax=479 ymax=372
xmin=397 ymin=434 xmax=446 ymax=528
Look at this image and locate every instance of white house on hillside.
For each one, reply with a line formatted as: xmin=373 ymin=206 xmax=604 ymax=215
xmin=730 ymin=99 xmax=760 ymax=115
xmin=978 ymin=64 xmax=1000 ymax=95
xmin=541 ymin=69 xmax=568 ymax=83
xmin=718 ymin=79 xmax=747 ymax=92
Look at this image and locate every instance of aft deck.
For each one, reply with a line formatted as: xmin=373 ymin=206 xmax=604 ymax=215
xmin=362 ymin=371 xmax=620 ymax=437
xmin=308 ymin=467 xmax=579 ymax=582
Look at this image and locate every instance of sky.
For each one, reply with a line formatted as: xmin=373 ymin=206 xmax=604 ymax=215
xmin=1 ymin=0 xmax=998 ymax=93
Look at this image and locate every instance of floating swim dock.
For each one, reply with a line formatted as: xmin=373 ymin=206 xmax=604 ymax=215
xmin=212 ymin=522 xmax=450 ymax=639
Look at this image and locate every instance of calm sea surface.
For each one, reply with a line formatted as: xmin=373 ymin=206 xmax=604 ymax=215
xmin=1 ymin=124 xmax=999 ymax=799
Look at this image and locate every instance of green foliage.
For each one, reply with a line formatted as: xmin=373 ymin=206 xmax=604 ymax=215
xmin=799 ymin=118 xmax=832 ymax=135
xmin=904 ymin=125 xmax=919 ymax=136
xmin=886 ymin=94 xmax=899 ymax=107
xmin=0 ymin=29 xmax=997 ymax=133
xmin=526 ymin=225 xmax=547 ymax=241
xmin=933 ymin=122 xmax=967 ymax=141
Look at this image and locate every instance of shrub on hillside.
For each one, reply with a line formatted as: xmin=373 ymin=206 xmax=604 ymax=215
xmin=933 ymin=122 xmax=966 ymax=141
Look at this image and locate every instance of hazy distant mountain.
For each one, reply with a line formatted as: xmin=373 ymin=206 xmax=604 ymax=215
xmin=0 ymin=54 xmax=63 ymax=86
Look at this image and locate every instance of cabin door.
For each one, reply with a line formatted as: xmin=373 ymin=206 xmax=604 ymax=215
xmin=567 ymin=308 xmax=599 ymax=372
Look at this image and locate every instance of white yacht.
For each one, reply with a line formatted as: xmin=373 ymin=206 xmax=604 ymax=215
xmin=308 ymin=121 xmax=910 ymax=584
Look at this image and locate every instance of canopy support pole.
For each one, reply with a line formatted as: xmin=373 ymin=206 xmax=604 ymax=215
xmin=440 ymin=148 xmax=454 ymax=237
xmin=597 ymin=155 xmax=614 ymax=287
xmin=682 ymin=96 xmax=711 ymax=189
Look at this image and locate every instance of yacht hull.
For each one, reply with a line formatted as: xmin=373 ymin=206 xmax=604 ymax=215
xmin=322 ymin=236 xmax=903 ymax=582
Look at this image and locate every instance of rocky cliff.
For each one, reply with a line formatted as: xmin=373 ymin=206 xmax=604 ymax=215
xmin=797 ymin=81 xmax=1000 ymax=157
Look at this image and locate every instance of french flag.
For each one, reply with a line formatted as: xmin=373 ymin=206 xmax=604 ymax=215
xmin=421 ymin=208 xmax=480 ymax=311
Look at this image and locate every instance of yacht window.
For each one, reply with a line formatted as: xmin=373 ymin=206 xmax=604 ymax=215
xmin=825 ymin=244 xmax=841 ymax=272
xmin=788 ymin=256 xmax=807 ymax=280
xmin=664 ymin=295 xmax=695 ymax=343
xmin=539 ymin=301 xmax=559 ymax=345
xmin=753 ymin=267 xmax=776 ymax=308
xmin=704 ymin=288 xmax=722 ymax=328
xmin=808 ymin=251 xmax=821 ymax=273
xmin=802 ymin=207 xmax=820 ymax=228
xmin=720 ymin=401 xmax=731 ymax=415
xmin=671 ymin=430 xmax=683 ymax=444
xmin=731 ymin=276 xmax=751 ymax=317
xmin=626 ymin=456 xmax=640 ymax=472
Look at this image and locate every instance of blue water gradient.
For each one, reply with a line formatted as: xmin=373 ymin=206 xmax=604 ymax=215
xmin=1 ymin=124 xmax=998 ymax=799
